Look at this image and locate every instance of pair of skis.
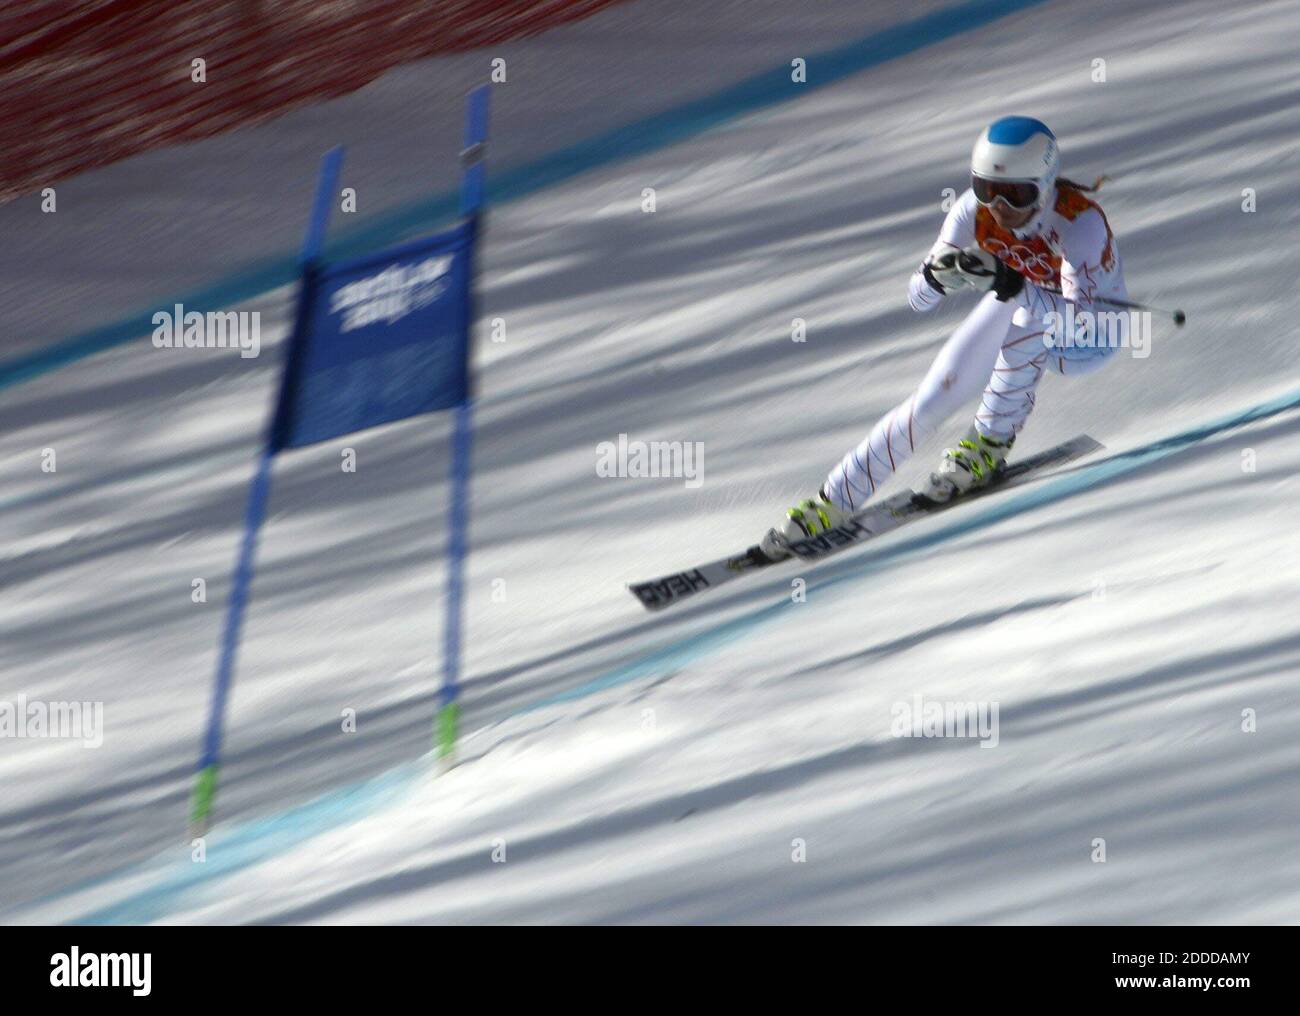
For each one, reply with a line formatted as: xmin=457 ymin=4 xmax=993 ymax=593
xmin=628 ymin=435 xmax=1102 ymax=612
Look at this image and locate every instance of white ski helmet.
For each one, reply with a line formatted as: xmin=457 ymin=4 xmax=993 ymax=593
xmin=970 ymin=116 xmax=1059 ymax=211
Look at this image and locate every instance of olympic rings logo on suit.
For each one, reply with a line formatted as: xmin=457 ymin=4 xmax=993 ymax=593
xmin=981 ymin=238 xmax=1057 ymax=280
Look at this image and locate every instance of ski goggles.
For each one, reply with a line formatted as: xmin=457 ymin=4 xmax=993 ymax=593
xmin=971 ymin=174 xmax=1041 ymax=210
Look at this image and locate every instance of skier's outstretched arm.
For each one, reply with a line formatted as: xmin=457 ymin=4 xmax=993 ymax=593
xmin=907 ymin=191 xmax=977 ymax=312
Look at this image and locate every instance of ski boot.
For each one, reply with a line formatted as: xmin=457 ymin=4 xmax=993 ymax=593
xmin=759 ymin=486 xmax=852 ymax=560
xmin=920 ymin=426 xmax=1014 ymax=504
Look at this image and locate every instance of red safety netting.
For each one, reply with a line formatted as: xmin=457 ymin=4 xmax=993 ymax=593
xmin=0 ymin=0 xmax=623 ymax=202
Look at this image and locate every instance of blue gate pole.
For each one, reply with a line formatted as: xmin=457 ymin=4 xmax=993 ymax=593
xmin=437 ymin=400 xmax=473 ymax=759
xmin=190 ymin=146 xmax=345 ymax=834
xmin=435 ymin=86 xmax=489 ymax=760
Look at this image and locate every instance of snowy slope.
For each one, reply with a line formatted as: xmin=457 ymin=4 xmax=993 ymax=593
xmin=3 ymin=0 xmax=1300 ymax=924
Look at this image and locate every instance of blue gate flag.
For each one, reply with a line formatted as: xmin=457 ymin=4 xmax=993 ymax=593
xmin=191 ymin=86 xmax=489 ymax=837
xmin=270 ymin=220 xmax=476 ymax=452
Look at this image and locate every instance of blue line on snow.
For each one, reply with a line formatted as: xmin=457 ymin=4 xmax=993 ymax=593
xmin=0 ymin=0 xmax=1047 ymax=394
xmin=17 ymin=0 xmax=1196 ymax=921
xmin=13 ymin=0 xmax=1058 ymax=925
xmin=527 ymin=386 xmax=1300 ymax=709
xmin=45 ymin=380 xmax=1300 ymax=924
xmin=60 ymin=765 xmax=418 ymax=926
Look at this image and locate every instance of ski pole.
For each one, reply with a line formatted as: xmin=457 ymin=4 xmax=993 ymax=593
xmin=1101 ymin=295 xmax=1185 ymax=327
xmin=1040 ymin=287 xmax=1186 ymax=327
xmin=954 ymin=251 xmax=1186 ymax=326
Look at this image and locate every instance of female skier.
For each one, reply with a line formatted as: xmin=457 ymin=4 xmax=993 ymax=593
xmin=762 ymin=115 xmax=1127 ymax=559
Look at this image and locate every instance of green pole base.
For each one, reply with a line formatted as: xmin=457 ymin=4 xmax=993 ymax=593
xmin=189 ymin=764 xmax=219 ymax=837
xmin=435 ymin=701 xmax=460 ymax=762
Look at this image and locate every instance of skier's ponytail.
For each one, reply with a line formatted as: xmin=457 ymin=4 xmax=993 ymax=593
xmin=1057 ymin=174 xmax=1110 ymax=193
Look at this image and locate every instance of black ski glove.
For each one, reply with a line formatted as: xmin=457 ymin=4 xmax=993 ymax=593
xmin=956 ymin=248 xmax=1025 ymax=302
